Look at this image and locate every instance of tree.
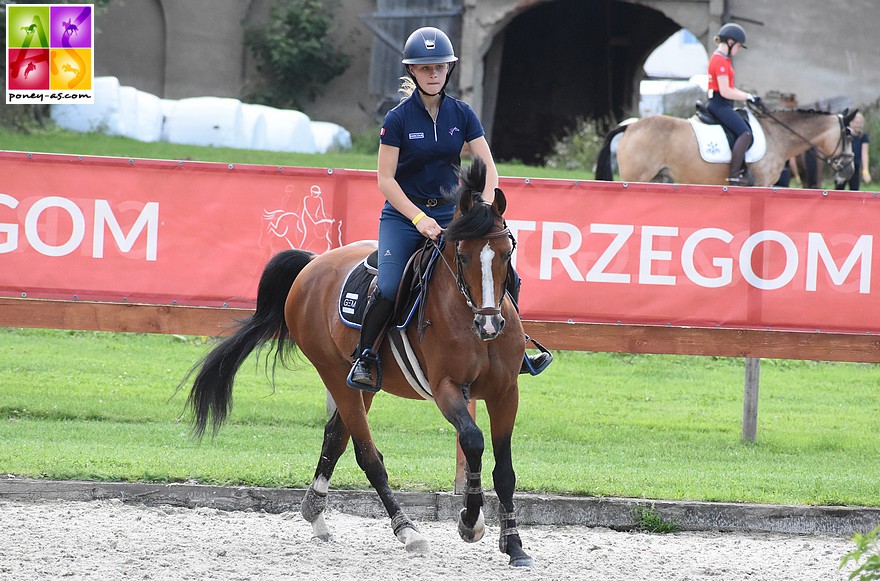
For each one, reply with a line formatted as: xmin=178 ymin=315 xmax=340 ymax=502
xmin=244 ymin=0 xmax=350 ymax=110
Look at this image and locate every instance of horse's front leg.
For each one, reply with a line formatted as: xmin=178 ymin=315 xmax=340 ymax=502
xmin=486 ymin=391 xmax=534 ymax=567
xmin=435 ymin=385 xmax=486 ymax=543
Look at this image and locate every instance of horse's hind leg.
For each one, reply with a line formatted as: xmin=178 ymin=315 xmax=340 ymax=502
xmin=330 ymin=387 xmax=430 ymax=554
xmin=486 ymin=394 xmax=534 ymax=567
xmin=301 ymin=409 xmax=350 ymax=541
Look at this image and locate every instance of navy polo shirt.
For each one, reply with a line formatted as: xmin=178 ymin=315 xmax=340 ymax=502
xmin=380 ymin=91 xmax=485 ymax=200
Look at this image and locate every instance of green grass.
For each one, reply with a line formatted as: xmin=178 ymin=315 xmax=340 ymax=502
xmin=2 ymin=328 xmax=879 ymax=506
xmin=0 ymin=124 xmax=591 ymax=179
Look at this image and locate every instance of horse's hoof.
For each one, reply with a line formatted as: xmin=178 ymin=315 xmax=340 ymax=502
xmin=311 ymin=533 xmax=332 ymax=542
xmin=458 ymin=507 xmax=485 ymax=543
xmin=398 ymin=527 xmax=430 ymax=554
xmin=509 ymin=554 xmax=535 ymax=568
xmin=405 ymin=537 xmax=431 ymax=555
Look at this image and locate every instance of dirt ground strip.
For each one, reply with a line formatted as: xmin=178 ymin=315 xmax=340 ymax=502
xmin=0 ymin=498 xmax=860 ymax=581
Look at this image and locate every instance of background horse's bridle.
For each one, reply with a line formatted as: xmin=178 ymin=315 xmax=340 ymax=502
xmin=748 ymin=102 xmax=854 ymax=173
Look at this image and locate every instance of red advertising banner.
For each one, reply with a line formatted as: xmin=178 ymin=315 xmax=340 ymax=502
xmin=1 ymin=151 xmax=879 ymax=334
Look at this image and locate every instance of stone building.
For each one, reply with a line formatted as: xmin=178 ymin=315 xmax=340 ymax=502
xmin=95 ymin=0 xmax=880 ymax=163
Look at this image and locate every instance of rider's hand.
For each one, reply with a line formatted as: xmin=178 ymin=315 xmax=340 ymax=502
xmin=415 ymin=214 xmax=443 ymax=241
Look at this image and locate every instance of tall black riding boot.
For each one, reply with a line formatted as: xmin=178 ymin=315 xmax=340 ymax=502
xmin=347 ymin=290 xmax=395 ymax=392
xmin=505 ymin=266 xmax=553 ymax=376
xmin=728 ymin=132 xmax=753 ymax=186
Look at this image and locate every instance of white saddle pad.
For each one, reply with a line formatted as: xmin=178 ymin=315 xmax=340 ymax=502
xmin=689 ymin=109 xmax=766 ymax=164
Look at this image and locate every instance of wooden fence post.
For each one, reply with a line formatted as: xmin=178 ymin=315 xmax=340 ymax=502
xmin=742 ymin=357 xmax=761 ymax=442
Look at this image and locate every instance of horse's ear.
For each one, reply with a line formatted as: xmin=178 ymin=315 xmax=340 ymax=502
xmin=844 ymin=108 xmax=858 ymax=125
xmin=458 ymin=187 xmax=474 ymax=213
xmin=493 ymin=188 xmax=507 ymax=216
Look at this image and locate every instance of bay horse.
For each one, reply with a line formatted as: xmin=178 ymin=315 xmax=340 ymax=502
xmin=596 ymin=105 xmax=857 ymax=187
xmin=184 ymin=159 xmax=534 ymax=567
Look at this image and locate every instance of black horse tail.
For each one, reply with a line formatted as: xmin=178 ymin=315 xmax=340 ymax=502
xmin=185 ymin=249 xmax=316 ymax=438
xmin=595 ymin=124 xmax=629 ymax=181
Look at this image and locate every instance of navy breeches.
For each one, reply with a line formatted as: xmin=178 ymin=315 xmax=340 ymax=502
xmin=707 ymin=97 xmax=751 ymax=139
xmin=376 ymin=202 xmax=454 ymax=299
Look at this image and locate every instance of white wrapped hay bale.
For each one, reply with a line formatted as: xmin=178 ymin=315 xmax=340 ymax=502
xmin=240 ymin=103 xmax=269 ymax=150
xmin=128 ymin=89 xmax=163 ymax=143
xmin=50 ymin=75 xmax=122 ymax=133
xmin=163 ymin=97 xmax=247 ymax=148
xmin=311 ymin=121 xmax=352 ymax=153
xmin=242 ymin=104 xmax=316 ymax=153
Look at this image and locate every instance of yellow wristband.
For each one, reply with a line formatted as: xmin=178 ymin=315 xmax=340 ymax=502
xmin=412 ymin=211 xmax=426 ymax=225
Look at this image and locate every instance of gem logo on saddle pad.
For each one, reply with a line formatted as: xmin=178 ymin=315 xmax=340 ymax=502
xmin=689 ymin=109 xmax=767 ymax=164
xmin=6 ymin=4 xmax=95 ymax=104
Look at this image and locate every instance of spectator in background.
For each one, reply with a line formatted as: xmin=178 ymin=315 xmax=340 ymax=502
xmin=775 ymin=157 xmax=800 ymax=187
xmin=798 ymin=148 xmax=822 ymax=189
xmin=836 ymin=111 xmax=871 ymax=190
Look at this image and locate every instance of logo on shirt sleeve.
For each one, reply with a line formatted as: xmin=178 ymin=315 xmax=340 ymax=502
xmin=408 ymin=132 xmax=425 ymax=140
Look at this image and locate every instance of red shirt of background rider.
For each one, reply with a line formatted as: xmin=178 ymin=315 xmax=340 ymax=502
xmin=707 ymin=51 xmax=734 ymax=94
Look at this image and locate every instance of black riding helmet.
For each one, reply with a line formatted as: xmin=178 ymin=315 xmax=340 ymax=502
xmin=401 ymin=27 xmax=458 ymax=97
xmin=717 ymin=23 xmax=747 ymax=49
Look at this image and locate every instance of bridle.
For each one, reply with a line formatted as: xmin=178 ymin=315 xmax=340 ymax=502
xmin=432 ymin=226 xmax=515 ymax=318
xmin=749 ymin=102 xmax=854 ymax=174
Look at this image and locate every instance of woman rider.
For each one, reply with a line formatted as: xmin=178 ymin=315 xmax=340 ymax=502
xmin=348 ymin=27 xmax=552 ymax=391
xmin=706 ymin=23 xmax=761 ymax=186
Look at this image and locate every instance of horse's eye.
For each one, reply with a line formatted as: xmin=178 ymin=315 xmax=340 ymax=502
xmin=456 ymin=253 xmax=469 ymax=265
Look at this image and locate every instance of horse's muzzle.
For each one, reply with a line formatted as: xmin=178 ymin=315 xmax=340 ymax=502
xmin=475 ymin=312 xmax=505 ymax=340
xmin=832 ymin=154 xmax=855 ymax=183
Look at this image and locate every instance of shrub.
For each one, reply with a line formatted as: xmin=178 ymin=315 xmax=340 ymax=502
xmin=840 ymin=525 xmax=880 ymax=580
xmin=244 ymin=0 xmax=350 ymax=110
xmin=543 ymin=118 xmax=607 ymax=176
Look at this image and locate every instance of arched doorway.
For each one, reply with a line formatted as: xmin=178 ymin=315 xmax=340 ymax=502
xmin=487 ymin=0 xmax=679 ymax=164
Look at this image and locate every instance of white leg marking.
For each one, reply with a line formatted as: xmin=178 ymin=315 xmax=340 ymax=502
xmin=313 ymin=475 xmax=329 ymax=494
xmin=397 ymin=527 xmax=430 ymax=554
xmin=310 ymin=513 xmax=331 ymax=541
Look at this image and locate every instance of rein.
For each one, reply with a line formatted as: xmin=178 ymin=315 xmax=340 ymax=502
xmin=749 ymin=102 xmax=853 ymax=171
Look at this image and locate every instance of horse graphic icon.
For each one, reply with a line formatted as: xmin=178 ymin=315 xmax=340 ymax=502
xmin=24 ymin=62 xmax=37 ymax=79
xmin=62 ymin=19 xmax=78 ymax=37
xmin=262 ymin=184 xmax=343 ymax=253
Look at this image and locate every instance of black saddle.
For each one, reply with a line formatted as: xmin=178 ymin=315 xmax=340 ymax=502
xmin=694 ymin=101 xmax=753 ymax=148
xmin=339 ymin=241 xmax=441 ymax=337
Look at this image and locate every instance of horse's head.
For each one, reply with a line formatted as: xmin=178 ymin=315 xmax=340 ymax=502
xmin=444 ymin=159 xmax=514 ymax=341
xmin=828 ymin=109 xmax=859 ymax=186
xmin=811 ymin=109 xmax=856 ymax=186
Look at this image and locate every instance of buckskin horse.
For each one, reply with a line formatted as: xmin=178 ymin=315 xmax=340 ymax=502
xmin=184 ymin=159 xmax=534 ymax=567
xmin=596 ymin=105 xmax=856 ymax=187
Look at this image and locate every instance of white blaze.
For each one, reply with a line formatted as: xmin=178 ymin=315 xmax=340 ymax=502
xmin=480 ymin=242 xmax=496 ymax=309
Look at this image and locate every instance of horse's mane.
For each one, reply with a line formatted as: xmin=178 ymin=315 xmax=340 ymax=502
xmin=444 ymin=157 xmax=499 ymax=242
xmin=789 ymin=108 xmax=834 ymax=115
